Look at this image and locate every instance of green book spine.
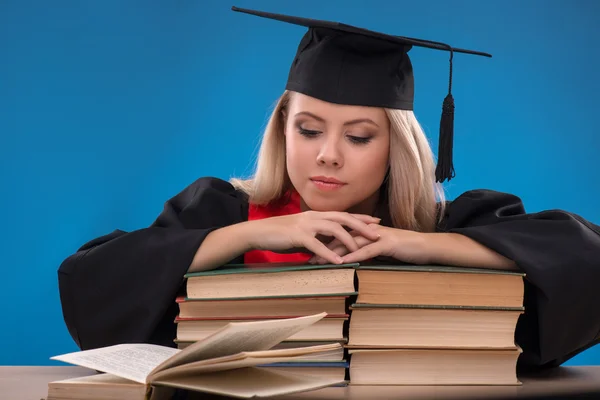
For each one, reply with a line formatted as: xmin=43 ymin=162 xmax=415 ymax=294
xmin=350 ymin=303 xmax=525 ymax=311
xmin=184 ymin=292 xmax=359 ymax=301
xmin=356 ymin=263 xmax=525 ymax=277
xmin=185 ymin=262 xmax=359 ymax=278
xmin=185 ymin=260 xmax=524 ymax=279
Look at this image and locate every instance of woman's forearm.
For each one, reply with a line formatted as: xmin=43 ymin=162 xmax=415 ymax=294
xmin=424 ymin=232 xmax=519 ymax=271
xmin=188 ymin=221 xmax=255 ymax=273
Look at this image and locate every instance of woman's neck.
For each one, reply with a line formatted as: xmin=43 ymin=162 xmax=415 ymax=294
xmin=299 ymin=191 xmax=381 ymax=216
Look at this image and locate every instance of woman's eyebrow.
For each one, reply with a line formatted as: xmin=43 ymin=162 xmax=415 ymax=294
xmin=294 ymin=111 xmax=379 ymax=127
xmin=343 ymin=118 xmax=379 ymax=128
xmin=294 ymin=111 xmax=326 ymax=122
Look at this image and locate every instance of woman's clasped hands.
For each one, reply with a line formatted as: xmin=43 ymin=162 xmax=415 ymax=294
xmin=247 ymin=210 xmax=429 ymax=265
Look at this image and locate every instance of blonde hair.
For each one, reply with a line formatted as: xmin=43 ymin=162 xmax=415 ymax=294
xmin=230 ymin=91 xmax=445 ymax=232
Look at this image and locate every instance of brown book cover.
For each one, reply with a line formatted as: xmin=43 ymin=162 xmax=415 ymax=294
xmin=355 ymin=264 xmax=524 ymax=307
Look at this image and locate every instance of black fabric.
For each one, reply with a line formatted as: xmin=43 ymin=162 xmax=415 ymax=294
xmin=58 ymin=177 xmax=248 ymax=350
xmin=58 ymin=177 xmax=600 ymax=370
xmin=439 ymin=189 xmax=600 ymax=369
xmin=232 ymin=6 xmax=490 ymax=110
xmin=230 ymin=6 xmax=492 ymax=183
xmin=285 ymin=27 xmax=415 ymax=110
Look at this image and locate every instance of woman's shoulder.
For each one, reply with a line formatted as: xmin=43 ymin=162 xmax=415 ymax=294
xmin=183 ymin=176 xmax=247 ymax=196
xmin=168 ymin=176 xmax=250 ymax=207
xmin=450 ymin=188 xmax=523 ymax=203
xmin=149 ymin=176 xmax=250 ymax=228
xmin=185 ymin=176 xmax=235 ymax=190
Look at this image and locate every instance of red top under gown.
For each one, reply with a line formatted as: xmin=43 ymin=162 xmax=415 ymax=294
xmin=243 ymin=191 xmax=312 ymax=264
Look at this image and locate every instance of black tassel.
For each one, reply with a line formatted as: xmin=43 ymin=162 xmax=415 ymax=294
xmin=435 ymin=48 xmax=456 ymax=183
xmin=435 ymin=93 xmax=455 ymax=182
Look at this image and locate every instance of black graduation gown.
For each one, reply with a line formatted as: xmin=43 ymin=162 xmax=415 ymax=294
xmin=57 ymin=177 xmax=600 ymax=370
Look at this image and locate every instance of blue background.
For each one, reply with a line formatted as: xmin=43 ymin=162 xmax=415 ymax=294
xmin=1 ymin=0 xmax=598 ymax=365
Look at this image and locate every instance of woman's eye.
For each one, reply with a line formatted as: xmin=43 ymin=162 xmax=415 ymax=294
xmin=348 ymin=136 xmax=372 ymax=144
xmin=297 ymin=127 xmax=372 ymax=144
xmin=299 ymin=128 xmax=321 ymax=138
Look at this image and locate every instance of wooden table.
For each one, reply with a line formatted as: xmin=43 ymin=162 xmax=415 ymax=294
xmin=2 ymin=366 xmax=600 ymax=400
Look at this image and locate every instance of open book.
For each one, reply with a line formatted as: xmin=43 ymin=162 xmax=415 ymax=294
xmin=48 ymin=313 xmax=345 ymax=399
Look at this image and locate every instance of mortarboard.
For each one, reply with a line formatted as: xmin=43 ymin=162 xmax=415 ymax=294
xmin=231 ymin=6 xmax=492 ymax=182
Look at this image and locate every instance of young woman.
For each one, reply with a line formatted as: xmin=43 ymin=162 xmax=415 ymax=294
xmin=58 ymin=7 xmax=600 ymax=372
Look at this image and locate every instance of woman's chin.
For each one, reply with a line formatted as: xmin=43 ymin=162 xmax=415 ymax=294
xmin=302 ymin=197 xmax=351 ymax=213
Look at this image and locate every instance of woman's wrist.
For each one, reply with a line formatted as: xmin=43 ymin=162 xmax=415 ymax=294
xmin=237 ymin=220 xmax=264 ymax=251
xmin=421 ymin=232 xmax=518 ymax=270
xmin=420 ymin=232 xmax=452 ymax=265
xmin=188 ymin=221 xmax=257 ymax=273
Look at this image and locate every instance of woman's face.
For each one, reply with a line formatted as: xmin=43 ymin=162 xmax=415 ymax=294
xmin=285 ymin=92 xmax=390 ymax=214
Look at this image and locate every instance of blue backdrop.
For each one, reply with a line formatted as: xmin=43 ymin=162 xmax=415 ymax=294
xmin=1 ymin=0 xmax=598 ymax=365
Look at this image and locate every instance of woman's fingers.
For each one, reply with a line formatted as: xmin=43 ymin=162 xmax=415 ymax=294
xmin=309 ymin=234 xmax=375 ymax=264
xmin=341 ymin=241 xmax=382 ymax=263
xmin=303 ymin=237 xmax=344 ymax=265
xmin=315 ymin=220 xmax=360 ymax=253
xmin=321 ymin=213 xmax=381 ymax=241
xmin=349 ymin=214 xmax=381 ymax=224
xmin=297 ymin=211 xmax=383 ymax=264
xmin=312 ymin=245 xmax=350 ymax=264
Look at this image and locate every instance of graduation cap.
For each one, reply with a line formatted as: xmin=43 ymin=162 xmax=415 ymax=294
xmin=231 ymin=6 xmax=492 ymax=182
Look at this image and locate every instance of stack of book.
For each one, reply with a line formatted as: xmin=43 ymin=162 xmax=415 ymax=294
xmin=347 ymin=264 xmax=525 ymax=385
xmin=47 ymin=313 xmax=346 ymax=399
xmin=176 ymin=263 xmax=358 ymax=382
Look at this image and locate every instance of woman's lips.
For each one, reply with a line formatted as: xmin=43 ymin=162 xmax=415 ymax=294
xmin=310 ymin=178 xmax=347 ymax=191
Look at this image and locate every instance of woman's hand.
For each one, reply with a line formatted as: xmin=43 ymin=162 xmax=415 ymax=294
xmin=309 ymin=227 xmax=518 ymax=271
xmin=308 ymin=225 xmax=430 ymax=265
xmin=247 ymin=211 xmax=381 ymax=265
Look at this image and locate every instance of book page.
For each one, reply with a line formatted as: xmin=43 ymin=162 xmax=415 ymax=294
xmin=150 ymin=312 xmax=327 ymax=375
xmin=51 ymin=344 xmax=180 ymax=384
xmin=149 ymin=343 xmax=342 ymax=382
xmin=152 ymin=366 xmax=344 ymax=398
xmin=50 ymin=373 xmax=140 ymax=385
xmin=151 ymin=355 xmax=305 ymax=382
xmin=246 ymin=344 xmax=343 ymax=361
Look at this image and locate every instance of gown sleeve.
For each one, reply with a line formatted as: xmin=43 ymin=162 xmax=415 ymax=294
xmin=439 ymin=189 xmax=600 ymax=369
xmin=57 ymin=177 xmax=248 ymax=351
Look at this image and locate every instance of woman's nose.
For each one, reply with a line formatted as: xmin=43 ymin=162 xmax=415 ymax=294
xmin=316 ymin=138 xmax=343 ymax=167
